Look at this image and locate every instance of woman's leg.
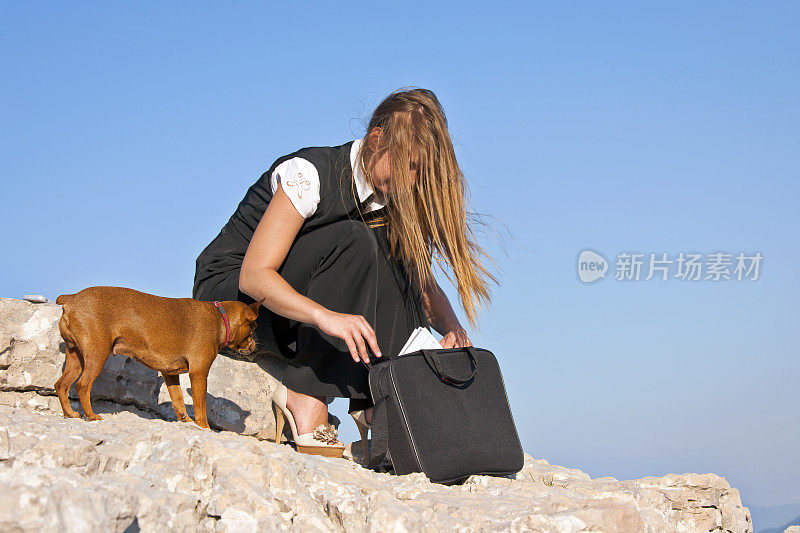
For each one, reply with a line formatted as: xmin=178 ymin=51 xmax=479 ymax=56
xmin=281 ymin=220 xmax=384 ymax=398
xmin=197 ymin=218 xmax=427 ymax=434
xmin=347 ymin=220 xmax=429 ymax=424
xmin=283 ymin=219 xmax=428 ymax=433
xmin=241 ymin=219 xmax=389 ymax=436
xmin=193 ymin=223 xmax=364 ymax=437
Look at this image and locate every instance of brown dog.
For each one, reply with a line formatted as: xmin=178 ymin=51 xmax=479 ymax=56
xmin=54 ymin=286 xmax=264 ymax=428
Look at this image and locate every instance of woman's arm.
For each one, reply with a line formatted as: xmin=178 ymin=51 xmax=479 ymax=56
xmin=420 ymin=278 xmax=473 ymax=348
xmin=238 ymin=185 xmax=381 ymax=363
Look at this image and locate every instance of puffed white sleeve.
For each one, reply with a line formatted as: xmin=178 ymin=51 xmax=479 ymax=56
xmin=269 ymin=157 xmax=321 ymax=218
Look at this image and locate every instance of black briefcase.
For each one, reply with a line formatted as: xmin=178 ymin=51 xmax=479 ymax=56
xmin=367 ymin=347 xmax=524 ymax=484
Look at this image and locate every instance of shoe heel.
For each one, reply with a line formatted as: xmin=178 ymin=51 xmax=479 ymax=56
xmin=274 ymin=403 xmax=285 ymax=444
xmin=273 ymin=383 xmax=300 ymax=440
xmin=350 ymin=411 xmax=370 ymax=460
xmin=356 ymin=421 xmax=369 ymax=460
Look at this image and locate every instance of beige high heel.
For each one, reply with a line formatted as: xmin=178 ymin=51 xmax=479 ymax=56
xmin=349 ymin=410 xmax=370 ymax=460
xmin=272 ymin=383 xmax=344 ymax=458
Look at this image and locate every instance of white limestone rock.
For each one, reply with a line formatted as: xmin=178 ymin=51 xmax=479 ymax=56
xmin=0 ymin=403 xmax=752 ymax=532
xmin=0 ymin=297 xmax=753 ymax=532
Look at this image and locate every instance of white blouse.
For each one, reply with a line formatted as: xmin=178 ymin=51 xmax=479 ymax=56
xmin=270 ymin=136 xmax=387 ymax=218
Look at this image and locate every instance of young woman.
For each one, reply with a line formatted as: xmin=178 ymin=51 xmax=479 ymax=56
xmin=192 ymin=87 xmax=495 ymax=457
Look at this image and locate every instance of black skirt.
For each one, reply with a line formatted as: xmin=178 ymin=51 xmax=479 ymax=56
xmin=194 ymin=212 xmax=429 ymax=408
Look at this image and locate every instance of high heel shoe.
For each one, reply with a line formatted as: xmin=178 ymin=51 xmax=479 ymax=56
xmin=272 ymin=383 xmax=345 ymax=458
xmin=349 ymin=409 xmax=370 ymax=460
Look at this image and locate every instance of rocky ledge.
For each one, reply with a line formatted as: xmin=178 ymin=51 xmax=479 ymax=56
xmin=0 ymin=404 xmax=752 ymax=532
xmin=0 ymin=298 xmax=753 ymax=532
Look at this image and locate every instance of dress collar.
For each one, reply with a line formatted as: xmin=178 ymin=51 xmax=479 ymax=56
xmin=350 ymin=136 xmax=387 ymax=212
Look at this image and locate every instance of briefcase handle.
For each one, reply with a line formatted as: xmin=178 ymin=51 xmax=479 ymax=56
xmin=421 ymin=347 xmax=478 ymax=385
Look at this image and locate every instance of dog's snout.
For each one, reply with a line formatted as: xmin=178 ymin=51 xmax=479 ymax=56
xmin=238 ymin=336 xmax=257 ymax=355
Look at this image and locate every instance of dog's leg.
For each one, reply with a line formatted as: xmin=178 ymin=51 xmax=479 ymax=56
xmin=74 ymin=340 xmax=111 ymax=421
xmin=162 ymin=373 xmax=190 ymax=422
xmin=55 ymin=341 xmax=83 ymax=418
xmin=188 ymin=362 xmax=212 ymax=429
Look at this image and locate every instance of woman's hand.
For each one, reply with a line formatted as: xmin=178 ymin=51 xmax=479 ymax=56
xmin=314 ymin=309 xmax=382 ymax=364
xmin=420 ymin=278 xmax=473 ymax=349
xmin=439 ymin=328 xmax=473 ymax=349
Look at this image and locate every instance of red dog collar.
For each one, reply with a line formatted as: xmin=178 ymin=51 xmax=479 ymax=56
xmin=213 ymin=301 xmax=231 ymax=346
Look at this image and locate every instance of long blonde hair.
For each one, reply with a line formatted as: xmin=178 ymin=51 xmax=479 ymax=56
xmin=354 ymin=87 xmax=497 ymax=327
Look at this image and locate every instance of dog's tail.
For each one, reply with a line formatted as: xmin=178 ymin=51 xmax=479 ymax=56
xmin=56 ymin=295 xmax=75 ymax=344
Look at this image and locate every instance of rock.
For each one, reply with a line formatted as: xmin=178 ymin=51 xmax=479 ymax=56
xmin=0 ymin=297 xmax=287 ymax=437
xmin=0 ymin=296 xmax=754 ymax=532
xmin=0 ymin=404 xmax=752 ymax=532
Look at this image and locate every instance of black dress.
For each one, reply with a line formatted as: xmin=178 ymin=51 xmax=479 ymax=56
xmin=192 ymin=139 xmax=428 ymax=408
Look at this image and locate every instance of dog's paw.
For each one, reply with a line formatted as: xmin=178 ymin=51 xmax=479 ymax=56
xmin=63 ymin=411 xmax=81 ymax=419
xmin=85 ymin=414 xmax=103 ymax=422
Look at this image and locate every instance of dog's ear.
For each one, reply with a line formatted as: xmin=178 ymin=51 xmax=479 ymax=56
xmin=245 ymin=297 xmax=265 ymax=320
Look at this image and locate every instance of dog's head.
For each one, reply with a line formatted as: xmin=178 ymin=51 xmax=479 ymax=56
xmin=224 ymin=297 xmax=265 ymax=355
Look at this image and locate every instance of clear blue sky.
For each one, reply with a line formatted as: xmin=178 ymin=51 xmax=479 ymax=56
xmin=2 ymin=2 xmax=798 ymax=519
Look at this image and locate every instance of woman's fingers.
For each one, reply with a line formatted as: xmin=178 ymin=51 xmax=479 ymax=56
xmin=439 ymin=329 xmax=473 ymax=349
xmin=354 ymin=315 xmax=381 ymax=358
xmin=330 ymin=313 xmax=382 ymax=363
xmin=352 ymin=328 xmax=370 ymax=364
xmin=343 ymin=334 xmax=360 ymax=363
xmin=358 ymin=322 xmax=382 ymax=358
xmin=439 ymin=333 xmax=456 ymax=348
xmin=457 ymin=331 xmax=473 ymax=348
